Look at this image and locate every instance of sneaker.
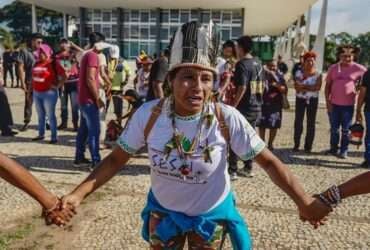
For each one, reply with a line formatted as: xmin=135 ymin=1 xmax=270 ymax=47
xmin=49 ymin=139 xmax=58 ymax=144
xmin=239 ymin=169 xmax=254 ymax=178
xmin=32 ymin=136 xmax=45 ymax=141
xmin=230 ymin=172 xmax=238 ymax=181
xmin=46 ymin=123 xmax=50 ymax=130
xmin=58 ymin=123 xmax=67 ymax=130
xmin=73 ymin=158 xmax=91 ymax=167
xmin=360 ymin=160 xmax=370 ymax=169
xmin=292 ymin=146 xmax=299 ymax=152
xmin=338 ymin=152 xmax=348 ymax=159
xmin=20 ymin=123 xmax=30 ymax=131
xmin=325 ymin=149 xmax=337 ymax=156
xmin=88 ymin=162 xmax=100 ymax=172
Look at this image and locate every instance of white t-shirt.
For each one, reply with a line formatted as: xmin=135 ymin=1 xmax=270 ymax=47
xmin=136 ymin=68 xmax=150 ymax=98
xmin=215 ymin=57 xmax=227 ymax=91
xmin=295 ymin=70 xmax=320 ymax=99
xmin=117 ymin=99 xmax=265 ymax=216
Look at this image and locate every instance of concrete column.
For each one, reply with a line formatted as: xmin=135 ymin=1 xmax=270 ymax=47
xmin=31 ymin=3 xmax=37 ymax=33
xmin=63 ymin=13 xmax=68 ymax=38
xmin=79 ymin=7 xmax=87 ymax=47
xmin=313 ymin=0 xmax=328 ymax=72
xmin=117 ymin=8 xmax=124 ymax=57
xmin=304 ymin=6 xmax=312 ymax=49
xmin=156 ymin=8 xmax=161 ymax=54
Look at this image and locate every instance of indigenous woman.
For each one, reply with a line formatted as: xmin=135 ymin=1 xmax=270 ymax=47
xmin=60 ymin=22 xmax=330 ymax=249
xmin=31 ymin=44 xmax=66 ymax=143
xmin=258 ymin=60 xmax=287 ymax=151
xmin=293 ymin=51 xmax=323 ymax=153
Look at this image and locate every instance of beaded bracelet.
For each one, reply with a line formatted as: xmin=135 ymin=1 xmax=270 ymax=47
xmin=318 ymin=185 xmax=342 ymax=209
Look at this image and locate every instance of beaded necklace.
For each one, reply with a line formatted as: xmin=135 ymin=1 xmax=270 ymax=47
xmin=166 ymin=98 xmax=215 ymax=179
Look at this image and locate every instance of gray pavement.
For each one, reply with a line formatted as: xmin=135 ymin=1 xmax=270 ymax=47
xmin=0 ymin=87 xmax=369 ymax=250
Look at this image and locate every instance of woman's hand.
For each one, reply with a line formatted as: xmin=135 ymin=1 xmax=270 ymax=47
xmin=43 ymin=197 xmax=77 ymax=227
xmin=298 ymin=195 xmax=333 ymax=229
xmin=61 ymin=192 xmax=84 ymax=210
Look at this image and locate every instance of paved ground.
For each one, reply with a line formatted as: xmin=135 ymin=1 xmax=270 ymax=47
xmin=0 ymin=87 xmax=370 ymax=250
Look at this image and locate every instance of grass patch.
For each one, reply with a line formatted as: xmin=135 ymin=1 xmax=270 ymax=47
xmin=0 ymin=223 xmax=34 ymax=250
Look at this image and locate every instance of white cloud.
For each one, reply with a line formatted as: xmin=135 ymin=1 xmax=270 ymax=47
xmin=310 ymin=0 xmax=370 ymax=35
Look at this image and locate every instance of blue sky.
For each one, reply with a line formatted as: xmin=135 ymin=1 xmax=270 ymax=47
xmin=311 ymin=0 xmax=370 ymax=35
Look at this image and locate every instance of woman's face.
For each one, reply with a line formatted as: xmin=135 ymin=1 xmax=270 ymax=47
xmin=171 ymin=67 xmax=214 ymax=116
xmin=304 ymin=57 xmax=315 ymax=70
xmin=39 ymin=51 xmax=48 ymax=62
xmin=340 ymin=53 xmax=354 ymax=65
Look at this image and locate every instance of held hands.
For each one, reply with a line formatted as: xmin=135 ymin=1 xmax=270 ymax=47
xmin=298 ymin=195 xmax=333 ymax=229
xmin=42 ymin=197 xmax=77 ymax=227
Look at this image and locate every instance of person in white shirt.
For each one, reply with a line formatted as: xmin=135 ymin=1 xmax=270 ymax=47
xmin=57 ymin=21 xmax=331 ymax=249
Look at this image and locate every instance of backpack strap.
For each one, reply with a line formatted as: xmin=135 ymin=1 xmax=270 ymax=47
xmin=214 ymin=102 xmax=230 ymax=144
xmin=144 ymin=99 xmax=165 ymax=142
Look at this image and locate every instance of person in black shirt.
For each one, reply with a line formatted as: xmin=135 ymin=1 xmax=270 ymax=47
xmin=277 ymin=55 xmax=288 ymax=76
xmin=146 ymin=49 xmax=169 ymax=101
xmin=292 ymin=54 xmax=305 ymax=80
xmin=355 ymin=68 xmax=370 ymax=168
xmin=2 ymin=45 xmax=14 ymax=88
xmin=230 ymin=36 xmax=265 ymax=179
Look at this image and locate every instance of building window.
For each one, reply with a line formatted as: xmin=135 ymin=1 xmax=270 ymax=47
xmin=93 ymin=24 xmax=101 ymax=33
xmin=160 ymin=26 xmax=169 ymax=40
xmin=221 ymin=29 xmax=231 ymax=41
xmin=102 ymin=11 xmax=111 ymax=22
xmin=222 ymin=11 xmax=231 ymax=24
xmin=161 ymin=10 xmax=169 ymax=23
xmin=131 ymin=10 xmax=139 ymax=22
xmin=141 ymin=11 xmax=149 ymax=23
xmin=112 ymin=24 xmax=118 ymax=38
xmin=231 ymin=27 xmax=242 ymax=38
xmin=102 ymin=25 xmax=111 ymax=38
xmin=211 ymin=11 xmax=221 ymax=22
xmin=130 ymin=42 xmax=139 ymax=57
xmin=131 ymin=25 xmax=139 ymax=39
xmin=170 ymin=10 xmax=179 ymax=23
xmin=140 ymin=27 xmax=149 ymax=39
xmin=150 ymin=10 xmax=158 ymax=23
xmin=112 ymin=10 xmax=118 ymax=22
xmin=150 ymin=25 xmax=157 ymax=39
xmin=180 ymin=10 xmax=189 ymax=23
xmin=123 ymin=25 xmax=130 ymax=39
xmin=93 ymin=10 xmax=102 ymax=22
xmin=124 ymin=10 xmax=130 ymax=22
xmin=201 ymin=11 xmax=210 ymax=23
xmin=191 ymin=9 xmax=199 ymax=21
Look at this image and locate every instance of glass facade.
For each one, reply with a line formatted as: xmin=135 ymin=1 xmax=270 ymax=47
xmin=83 ymin=8 xmax=243 ymax=59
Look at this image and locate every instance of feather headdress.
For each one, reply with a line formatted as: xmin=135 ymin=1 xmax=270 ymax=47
xmin=169 ymin=21 xmax=221 ymax=74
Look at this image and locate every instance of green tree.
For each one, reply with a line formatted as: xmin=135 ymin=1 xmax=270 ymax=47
xmin=354 ymin=32 xmax=370 ymax=66
xmin=0 ymin=27 xmax=15 ymax=49
xmin=0 ymin=2 xmax=32 ymax=41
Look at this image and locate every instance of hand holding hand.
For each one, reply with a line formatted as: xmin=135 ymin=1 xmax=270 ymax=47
xmin=43 ymin=197 xmax=77 ymax=227
xmin=298 ymin=195 xmax=333 ymax=229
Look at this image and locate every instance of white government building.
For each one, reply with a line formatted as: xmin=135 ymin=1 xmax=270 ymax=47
xmin=17 ymin=0 xmax=328 ymax=68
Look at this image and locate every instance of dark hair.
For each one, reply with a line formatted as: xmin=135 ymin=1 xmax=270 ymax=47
xmin=236 ymin=36 xmax=253 ymax=54
xmin=59 ymin=38 xmax=69 ymax=44
xmin=222 ymin=40 xmax=237 ymax=58
xmin=31 ymin=33 xmax=43 ymax=40
xmin=123 ymin=89 xmax=140 ymax=100
xmin=88 ymin=32 xmax=105 ymax=46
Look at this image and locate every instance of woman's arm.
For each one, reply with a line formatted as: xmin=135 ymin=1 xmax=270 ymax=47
xmin=62 ymin=147 xmax=131 ymax=208
xmin=255 ymin=149 xmax=332 ymax=225
xmin=0 ymin=153 xmax=58 ymax=209
xmin=339 ymin=172 xmax=370 ymax=199
xmin=0 ymin=153 xmax=77 ymax=225
xmin=302 ymin=74 xmax=323 ymax=92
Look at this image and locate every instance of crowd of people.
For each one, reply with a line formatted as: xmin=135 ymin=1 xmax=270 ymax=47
xmin=1 ymin=20 xmax=370 ymax=249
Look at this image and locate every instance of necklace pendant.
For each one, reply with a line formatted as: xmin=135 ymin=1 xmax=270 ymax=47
xmin=179 ymin=164 xmax=191 ymax=177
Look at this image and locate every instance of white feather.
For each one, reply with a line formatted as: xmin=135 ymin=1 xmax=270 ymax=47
xmin=170 ymin=27 xmax=183 ymax=69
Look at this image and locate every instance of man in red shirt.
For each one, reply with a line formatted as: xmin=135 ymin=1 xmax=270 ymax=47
xmin=74 ymin=33 xmax=106 ymax=169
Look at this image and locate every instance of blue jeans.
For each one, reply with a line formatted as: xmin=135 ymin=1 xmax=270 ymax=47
xmin=364 ymin=112 xmax=370 ymax=161
xmin=75 ymin=103 xmax=101 ymax=164
xmin=329 ymin=105 xmax=354 ymax=154
xmin=60 ymin=86 xmax=79 ymax=126
xmin=33 ymin=89 xmax=58 ymax=141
